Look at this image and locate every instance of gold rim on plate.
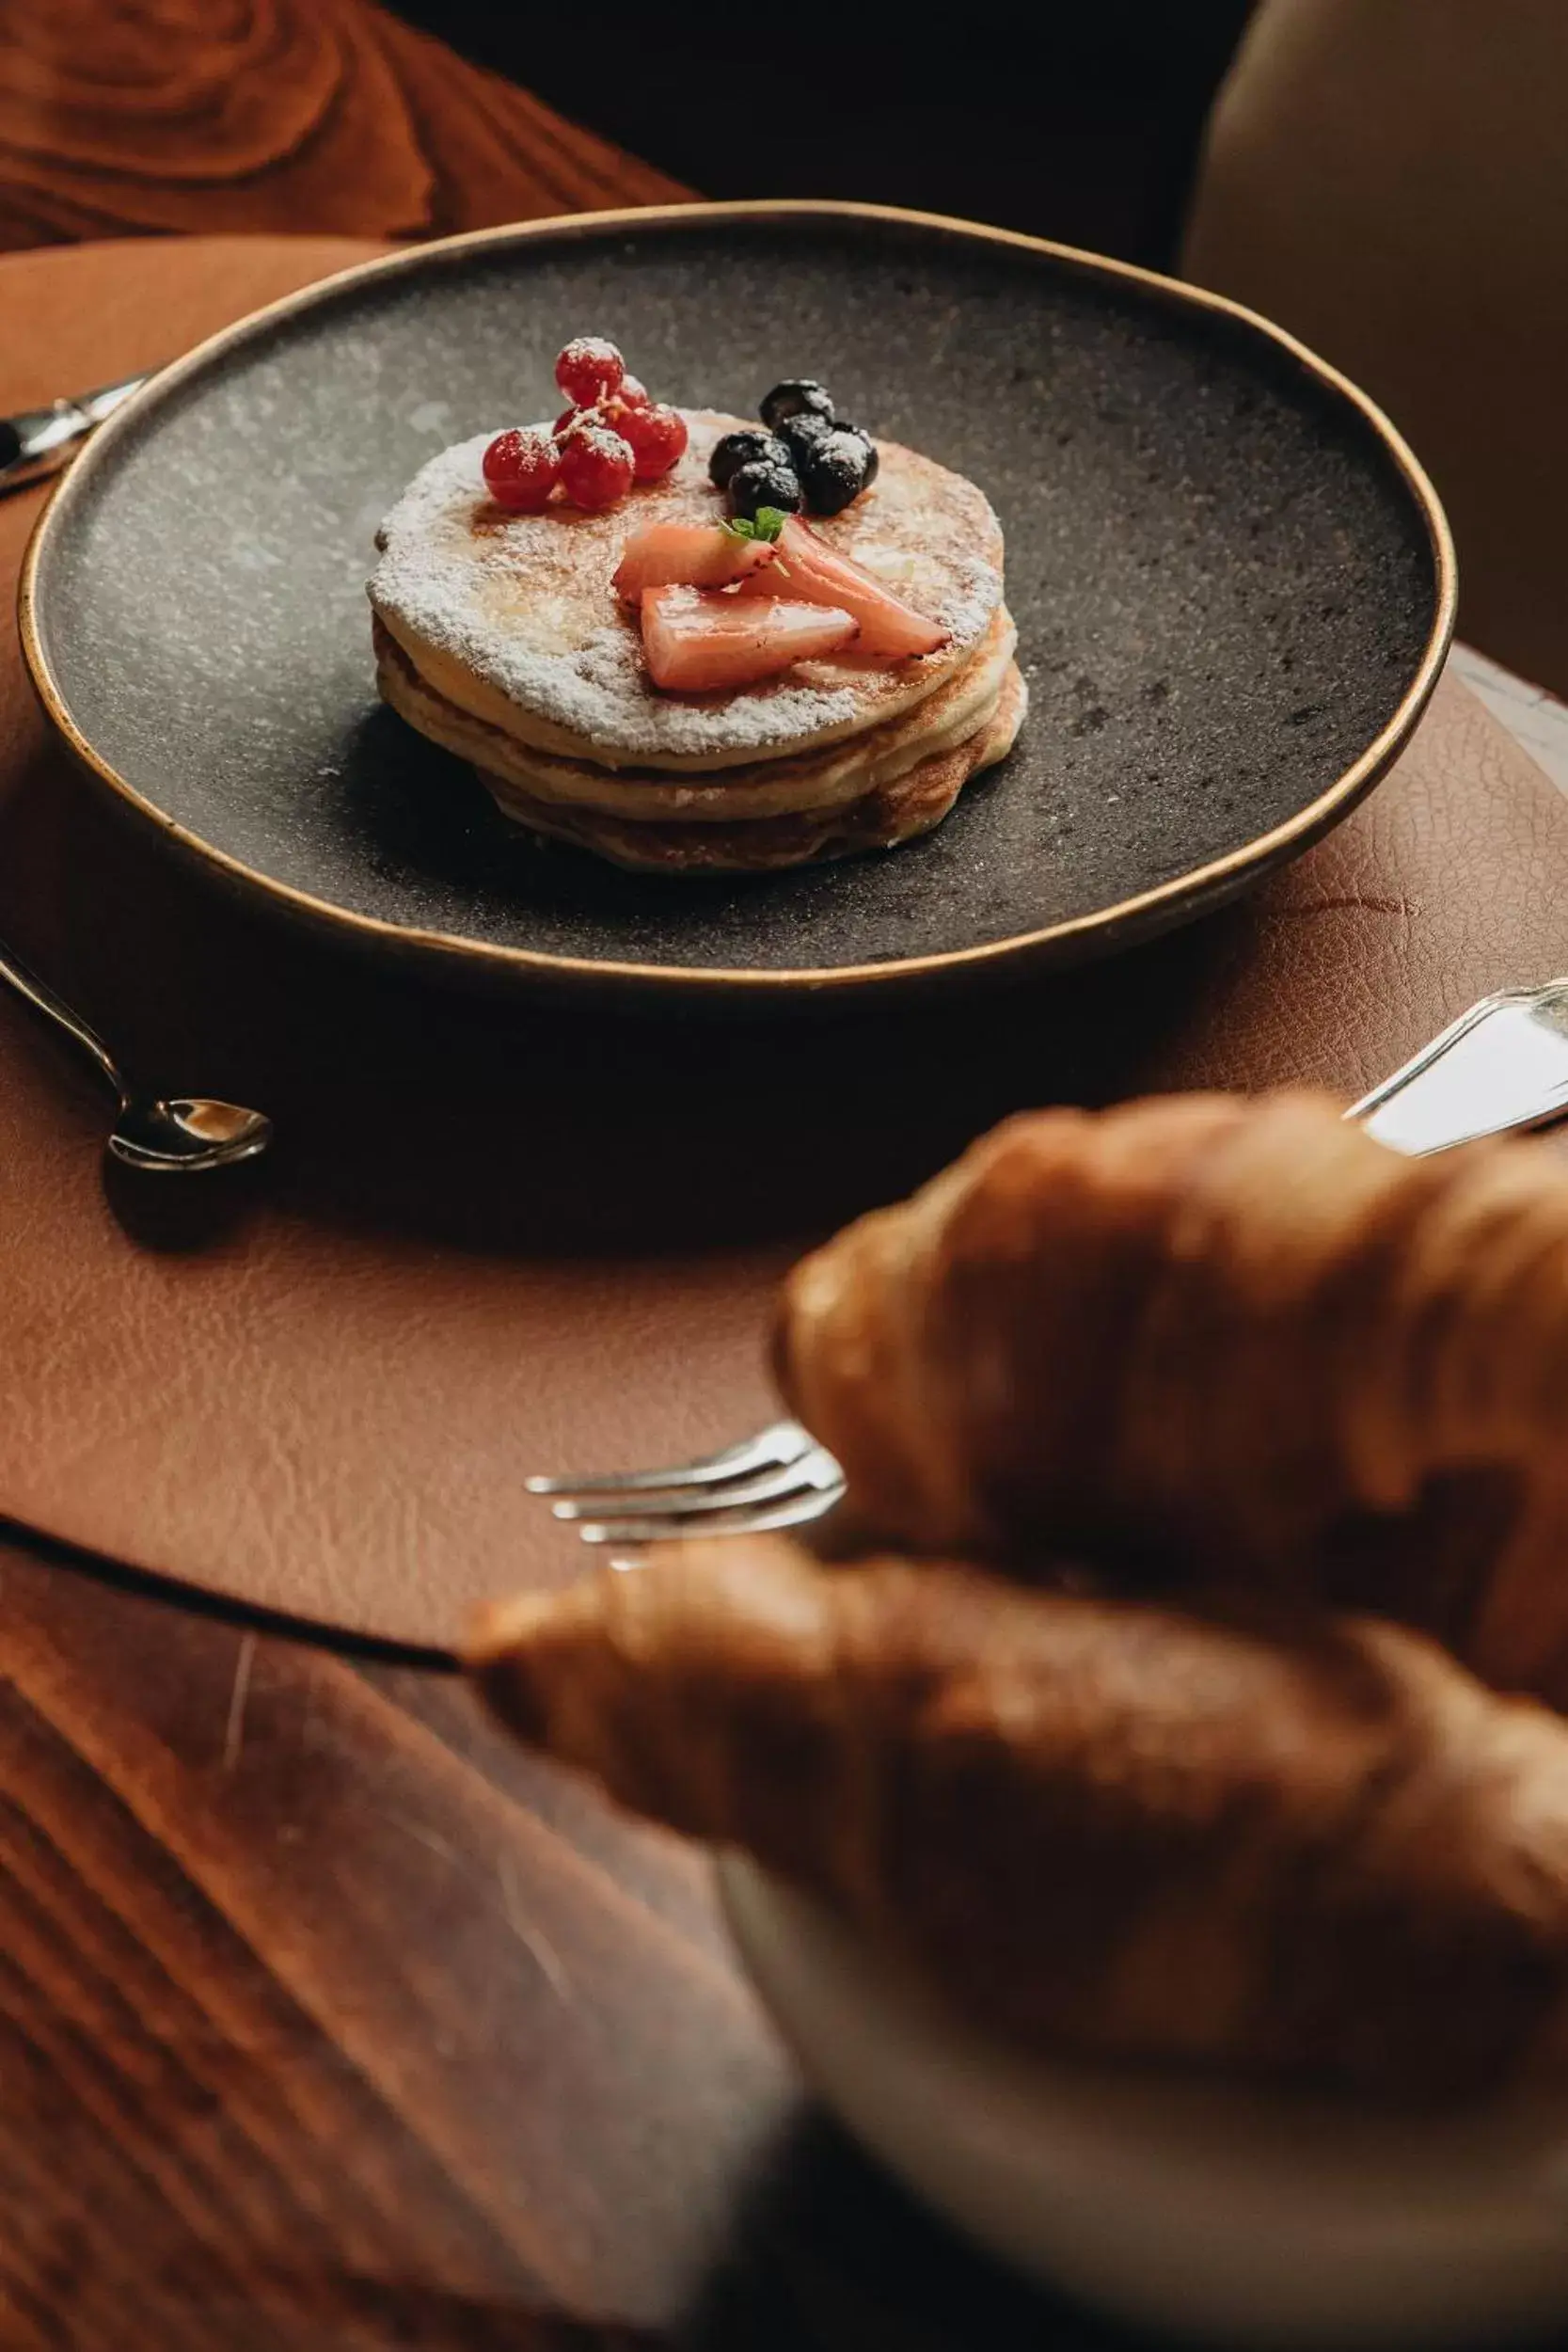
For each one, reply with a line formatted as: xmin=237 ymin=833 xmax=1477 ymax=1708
xmin=17 ymin=200 xmax=1458 ymax=1003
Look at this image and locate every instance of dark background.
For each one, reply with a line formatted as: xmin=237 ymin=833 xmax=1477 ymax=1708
xmin=385 ymin=1 xmax=1258 ymax=269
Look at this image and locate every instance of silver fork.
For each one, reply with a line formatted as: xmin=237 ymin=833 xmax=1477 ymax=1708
xmin=526 ymin=1417 xmax=845 ymax=1545
xmin=0 ymin=373 xmax=149 ymax=496
xmin=527 ymin=977 xmax=1568 ymax=1547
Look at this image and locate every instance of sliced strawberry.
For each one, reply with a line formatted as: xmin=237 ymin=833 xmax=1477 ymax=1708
xmin=613 ymin=522 xmax=779 ymax=604
xmin=641 ymin=586 xmax=857 ymax=693
xmin=738 ymin=516 xmax=950 ymax=660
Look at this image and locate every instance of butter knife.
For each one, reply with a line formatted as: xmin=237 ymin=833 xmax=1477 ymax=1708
xmin=1351 ymin=981 xmax=1568 ymax=1153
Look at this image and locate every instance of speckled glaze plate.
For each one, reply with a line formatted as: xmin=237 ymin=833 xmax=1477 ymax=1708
xmin=21 ymin=204 xmax=1454 ymax=1004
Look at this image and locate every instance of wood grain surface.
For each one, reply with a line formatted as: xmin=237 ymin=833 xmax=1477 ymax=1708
xmin=0 ymin=0 xmax=685 ymax=254
xmin=2 ymin=1523 xmax=1140 ymax=2350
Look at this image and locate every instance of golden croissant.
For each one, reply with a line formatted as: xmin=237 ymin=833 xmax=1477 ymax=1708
xmin=470 ymin=1534 xmax=1568 ymax=2102
xmin=774 ymin=1089 xmax=1568 ymax=1705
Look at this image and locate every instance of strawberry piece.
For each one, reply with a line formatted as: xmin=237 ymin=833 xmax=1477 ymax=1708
xmin=739 ymin=516 xmax=950 ymax=660
xmin=613 ymin=521 xmax=778 ymax=603
xmin=641 ymin=586 xmax=857 ymax=692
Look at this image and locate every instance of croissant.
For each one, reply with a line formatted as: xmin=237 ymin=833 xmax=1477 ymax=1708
xmin=774 ymin=1089 xmax=1568 ymax=1705
xmin=469 ymin=1534 xmax=1568 ymax=2101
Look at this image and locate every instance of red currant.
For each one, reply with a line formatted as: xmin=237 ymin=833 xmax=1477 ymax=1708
xmin=483 ymin=426 xmax=560 ymax=513
xmin=553 ymin=405 xmax=582 ymax=440
xmin=618 ymin=373 xmax=649 ymax=407
xmin=557 ymin=418 xmax=635 ymax=511
xmin=614 ymin=400 xmax=689 ymax=482
xmin=554 ymin=337 xmax=625 ymax=407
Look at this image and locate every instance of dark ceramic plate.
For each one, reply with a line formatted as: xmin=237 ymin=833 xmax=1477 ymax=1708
xmin=22 ymin=204 xmax=1454 ymax=1004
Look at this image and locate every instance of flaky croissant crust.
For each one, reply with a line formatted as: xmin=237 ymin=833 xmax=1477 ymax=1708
xmin=775 ymin=1090 xmax=1568 ymax=1705
xmin=471 ymin=1095 xmax=1568 ymax=2102
xmin=471 ymin=1536 xmax=1568 ymax=2102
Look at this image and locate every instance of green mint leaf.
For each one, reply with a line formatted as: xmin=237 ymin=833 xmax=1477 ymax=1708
xmin=752 ymin=507 xmax=788 ymax=543
xmin=721 ymin=516 xmax=759 ymax=542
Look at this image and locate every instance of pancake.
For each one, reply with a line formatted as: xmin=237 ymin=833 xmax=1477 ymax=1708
xmin=369 ymin=411 xmax=1005 ymax=775
xmin=471 ymin=665 xmax=1028 ymax=874
xmin=372 ymin=609 xmax=1017 ymax=822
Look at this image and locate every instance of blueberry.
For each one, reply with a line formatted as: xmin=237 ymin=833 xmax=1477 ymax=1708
xmin=760 ymin=379 xmax=836 ymax=431
xmin=819 ymin=419 xmax=879 ymax=486
xmin=798 ymin=427 xmax=879 ymax=516
xmin=727 ymin=457 xmax=803 ymax=520
xmin=709 ymin=427 xmax=790 ymax=490
xmin=776 ymin=411 xmax=836 ymax=469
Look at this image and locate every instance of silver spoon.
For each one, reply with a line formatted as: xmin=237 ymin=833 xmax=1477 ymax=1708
xmin=0 ymin=934 xmax=271 ymax=1173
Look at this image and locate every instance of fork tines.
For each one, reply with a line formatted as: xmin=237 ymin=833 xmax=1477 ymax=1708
xmin=526 ymin=1418 xmax=845 ymax=1544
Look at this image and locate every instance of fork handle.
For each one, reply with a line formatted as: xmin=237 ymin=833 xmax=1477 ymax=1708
xmin=0 ymin=373 xmax=149 ymax=496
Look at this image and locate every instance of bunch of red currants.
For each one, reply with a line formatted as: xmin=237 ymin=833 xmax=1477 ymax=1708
xmin=483 ymin=339 xmax=689 ymax=516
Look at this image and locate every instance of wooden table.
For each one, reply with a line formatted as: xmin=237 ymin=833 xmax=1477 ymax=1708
xmin=5 ymin=7 xmax=1568 ymax=2345
xmin=0 ymin=10 xmax=1082 ymax=2344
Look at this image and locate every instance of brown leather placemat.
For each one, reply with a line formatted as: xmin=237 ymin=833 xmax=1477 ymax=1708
xmin=4 ymin=235 xmax=1568 ymax=1655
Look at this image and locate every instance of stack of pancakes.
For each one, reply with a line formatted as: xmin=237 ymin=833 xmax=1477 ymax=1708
xmin=370 ymin=411 xmax=1025 ymax=874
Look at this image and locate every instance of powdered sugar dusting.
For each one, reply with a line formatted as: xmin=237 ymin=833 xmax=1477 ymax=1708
xmin=368 ymin=412 xmax=1004 ymax=763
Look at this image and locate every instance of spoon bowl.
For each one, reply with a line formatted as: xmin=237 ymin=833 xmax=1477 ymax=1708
xmin=108 ymin=1095 xmax=274 ymax=1173
xmin=0 ymin=929 xmax=272 ymax=1176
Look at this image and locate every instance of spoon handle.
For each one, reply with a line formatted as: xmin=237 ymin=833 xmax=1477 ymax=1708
xmin=0 ymin=933 xmax=125 ymax=1099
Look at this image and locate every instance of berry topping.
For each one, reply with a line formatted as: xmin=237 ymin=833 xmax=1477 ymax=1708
xmin=709 ymin=427 xmax=790 ymax=489
xmin=553 ymin=405 xmax=583 ymax=440
xmin=612 ymin=519 xmax=779 ymax=603
xmin=760 ymin=379 xmax=836 ymax=430
xmin=558 ymin=418 xmax=635 ymax=511
xmin=641 ymin=584 xmax=857 ymax=693
xmin=555 ymin=337 xmax=626 ymax=406
xmin=597 ymin=382 xmax=649 ymax=432
xmin=727 ymin=456 xmax=803 ymax=521
xmin=482 ymin=426 xmax=562 ymax=514
xmin=798 ymin=425 xmax=879 ymax=516
xmin=775 ymin=411 xmax=836 ymax=470
xmin=737 ymin=516 xmax=949 ymax=660
xmin=614 ymin=399 xmax=689 ymax=482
